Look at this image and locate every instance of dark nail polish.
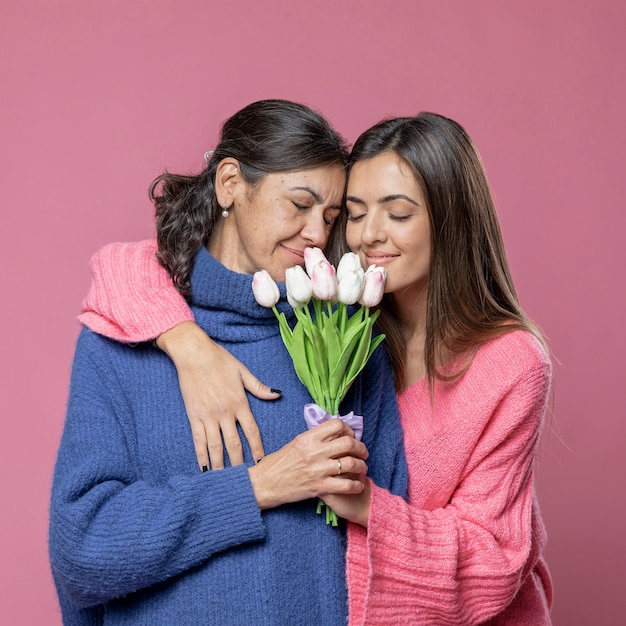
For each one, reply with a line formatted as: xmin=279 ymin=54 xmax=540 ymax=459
xmin=255 ymin=458 xmax=263 ymax=464
xmin=270 ymin=388 xmax=282 ymax=395
xmin=201 ymin=465 xmax=208 ymax=473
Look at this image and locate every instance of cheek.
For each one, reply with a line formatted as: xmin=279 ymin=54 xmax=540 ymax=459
xmin=345 ymin=222 xmax=361 ymax=251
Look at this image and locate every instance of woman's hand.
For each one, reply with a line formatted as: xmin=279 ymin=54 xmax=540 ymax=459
xmin=322 ymin=479 xmax=372 ymax=527
xmin=248 ymin=419 xmax=369 ymax=510
xmin=156 ymin=321 xmax=280 ymax=471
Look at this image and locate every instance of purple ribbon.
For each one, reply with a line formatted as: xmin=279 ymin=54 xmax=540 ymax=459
xmin=303 ymin=403 xmax=363 ymax=441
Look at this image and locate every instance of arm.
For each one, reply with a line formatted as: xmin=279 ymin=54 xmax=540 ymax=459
xmin=50 ymin=330 xmax=368 ymax=610
xmin=79 ymin=240 xmax=194 ymax=342
xmin=79 ymin=240 xmax=277 ymax=469
xmin=346 ymin=338 xmax=551 ymax=625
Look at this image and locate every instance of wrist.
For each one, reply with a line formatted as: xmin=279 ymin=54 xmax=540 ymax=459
xmin=248 ymin=463 xmax=273 ymax=510
xmin=155 ymin=321 xmax=212 ymax=364
xmin=356 ymin=478 xmax=372 ymax=527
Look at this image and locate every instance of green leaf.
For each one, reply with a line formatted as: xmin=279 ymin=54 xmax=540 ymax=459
xmin=366 ymin=333 xmax=386 ymax=359
xmin=322 ymin=314 xmax=342 ymax=389
xmin=342 ymin=317 xmax=375 ymax=390
xmin=328 ymin=323 xmax=365 ymax=398
xmin=290 ymin=322 xmax=314 ymax=391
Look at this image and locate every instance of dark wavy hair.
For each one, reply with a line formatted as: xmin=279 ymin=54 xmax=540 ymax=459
xmin=348 ymin=113 xmax=544 ymax=392
xmin=151 ymin=99 xmax=349 ymax=296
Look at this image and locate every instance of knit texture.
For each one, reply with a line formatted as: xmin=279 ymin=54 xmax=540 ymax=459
xmin=51 ymin=246 xmax=407 ymax=625
xmin=79 ymin=241 xmax=194 ymax=342
xmin=75 ymin=241 xmax=551 ymax=624
xmin=346 ymin=331 xmax=553 ymax=625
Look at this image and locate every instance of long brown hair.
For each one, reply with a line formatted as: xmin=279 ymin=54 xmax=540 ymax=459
xmin=349 ymin=113 xmax=544 ymax=392
xmin=151 ymin=99 xmax=349 ymax=297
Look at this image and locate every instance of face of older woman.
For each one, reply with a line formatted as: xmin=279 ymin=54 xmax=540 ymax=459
xmin=209 ymin=162 xmax=346 ymax=282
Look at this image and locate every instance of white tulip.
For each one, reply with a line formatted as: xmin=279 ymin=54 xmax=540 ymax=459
xmin=336 ymin=254 xmax=364 ymax=305
xmin=285 ymin=265 xmax=312 ymax=308
xmin=336 ymin=252 xmax=362 ymax=282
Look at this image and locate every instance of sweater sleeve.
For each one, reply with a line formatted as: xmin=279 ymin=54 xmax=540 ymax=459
xmin=78 ymin=240 xmax=194 ymax=342
xmin=347 ymin=338 xmax=551 ymax=625
xmin=49 ymin=330 xmax=265 ymax=610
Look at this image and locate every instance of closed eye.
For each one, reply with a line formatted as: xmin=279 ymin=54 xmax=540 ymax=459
xmin=346 ymin=213 xmax=365 ymax=222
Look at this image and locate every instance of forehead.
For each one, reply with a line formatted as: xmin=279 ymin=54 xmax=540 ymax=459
xmin=347 ymin=152 xmax=421 ymax=197
xmin=266 ymin=164 xmax=346 ymax=199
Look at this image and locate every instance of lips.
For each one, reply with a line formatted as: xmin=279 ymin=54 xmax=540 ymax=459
xmin=281 ymin=245 xmax=306 ymax=263
xmin=363 ymin=251 xmax=398 ymax=267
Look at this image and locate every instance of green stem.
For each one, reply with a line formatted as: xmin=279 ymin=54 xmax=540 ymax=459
xmin=326 ymin=301 xmax=334 ymax=320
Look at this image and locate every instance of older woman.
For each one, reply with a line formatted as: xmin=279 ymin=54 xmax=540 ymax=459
xmin=49 ymin=100 xmax=407 ymax=625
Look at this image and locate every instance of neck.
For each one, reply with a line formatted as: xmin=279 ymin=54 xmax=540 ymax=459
xmin=389 ymin=284 xmax=428 ymax=388
xmin=390 ymin=283 xmax=427 ymax=339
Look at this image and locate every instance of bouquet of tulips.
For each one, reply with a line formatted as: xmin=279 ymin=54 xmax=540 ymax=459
xmin=252 ymin=247 xmax=387 ymax=525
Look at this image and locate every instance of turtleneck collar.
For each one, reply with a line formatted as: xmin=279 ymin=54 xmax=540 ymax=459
xmin=189 ymin=247 xmax=294 ymax=341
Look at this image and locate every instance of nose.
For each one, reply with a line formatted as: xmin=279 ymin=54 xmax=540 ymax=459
xmin=300 ymin=211 xmax=329 ymax=248
xmin=361 ymin=211 xmax=386 ymax=246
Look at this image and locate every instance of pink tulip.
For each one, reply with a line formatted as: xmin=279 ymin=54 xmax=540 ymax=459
xmin=304 ymin=247 xmax=328 ymax=278
xmin=252 ymin=270 xmax=280 ymax=308
xmin=311 ymin=259 xmax=338 ymax=301
xmin=359 ymin=265 xmax=386 ymax=307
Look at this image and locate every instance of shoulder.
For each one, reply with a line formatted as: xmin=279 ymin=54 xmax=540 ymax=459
xmin=442 ymin=330 xmax=551 ymax=413
xmin=73 ymin=327 xmax=150 ymax=373
xmin=473 ymin=330 xmax=551 ymax=384
xmin=89 ymin=239 xmax=158 ymax=264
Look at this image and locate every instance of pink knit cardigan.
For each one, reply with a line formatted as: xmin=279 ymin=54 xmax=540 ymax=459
xmin=80 ymin=240 xmax=553 ymax=625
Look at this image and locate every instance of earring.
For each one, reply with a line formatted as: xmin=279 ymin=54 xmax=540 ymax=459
xmin=218 ymin=200 xmax=230 ymax=218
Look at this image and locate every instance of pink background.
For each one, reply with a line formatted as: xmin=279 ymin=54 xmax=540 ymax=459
xmin=2 ymin=1 xmax=624 ymax=624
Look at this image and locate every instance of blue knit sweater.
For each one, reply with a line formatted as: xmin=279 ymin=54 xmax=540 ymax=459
xmin=50 ymin=248 xmax=407 ymax=625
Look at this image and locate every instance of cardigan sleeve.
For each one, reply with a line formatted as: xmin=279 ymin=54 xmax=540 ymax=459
xmin=347 ymin=338 xmax=551 ymax=625
xmin=49 ymin=330 xmax=265 ymax=610
xmin=78 ymin=240 xmax=194 ymax=342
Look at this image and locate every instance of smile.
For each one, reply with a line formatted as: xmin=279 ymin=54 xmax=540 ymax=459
xmin=364 ymin=251 xmax=399 ymax=267
xmin=281 ymin=245 xmax=306 ymax=263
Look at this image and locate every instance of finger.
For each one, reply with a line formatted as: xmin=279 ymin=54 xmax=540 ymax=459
xmin=323 ymin=476 xmax=367 ymax=495
xmin=236 ymin=408 xmax=265 ymax=463
xmin=189 ymin=419 xmax=210 ymax=472
xmin=205 ymin=421 xmax=225 ymax=470
xmin=240 ymin=367 xmax=282 ymax=401
xmin=333 ymin=456 xmax=368 ymax=477
xmin=326 ymin=434 xmax=369 ymax=461
xmin=220 ymin=419 xmax=244 ymax=467
xmin=308 ymin=418 xmax=354 ymax=442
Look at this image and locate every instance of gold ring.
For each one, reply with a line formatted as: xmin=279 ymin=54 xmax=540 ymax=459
xmin=336 ymin=459 xmax=342 ymax=475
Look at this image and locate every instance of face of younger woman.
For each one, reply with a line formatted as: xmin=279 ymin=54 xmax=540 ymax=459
xmin=345 ymin=151 xmax=431 ymax=297
xmin=211 ymin=163 xmax=346 ymax=282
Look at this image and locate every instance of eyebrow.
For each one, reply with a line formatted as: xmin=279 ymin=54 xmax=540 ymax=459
xmin=345 ymin=193 xmax=420 ymax=207
xmin=290 ymin=186 xmax=342 ymax=210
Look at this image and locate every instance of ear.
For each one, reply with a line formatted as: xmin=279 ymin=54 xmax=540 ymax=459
xmin=214 ymin=158 xmax=242 ymax=209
